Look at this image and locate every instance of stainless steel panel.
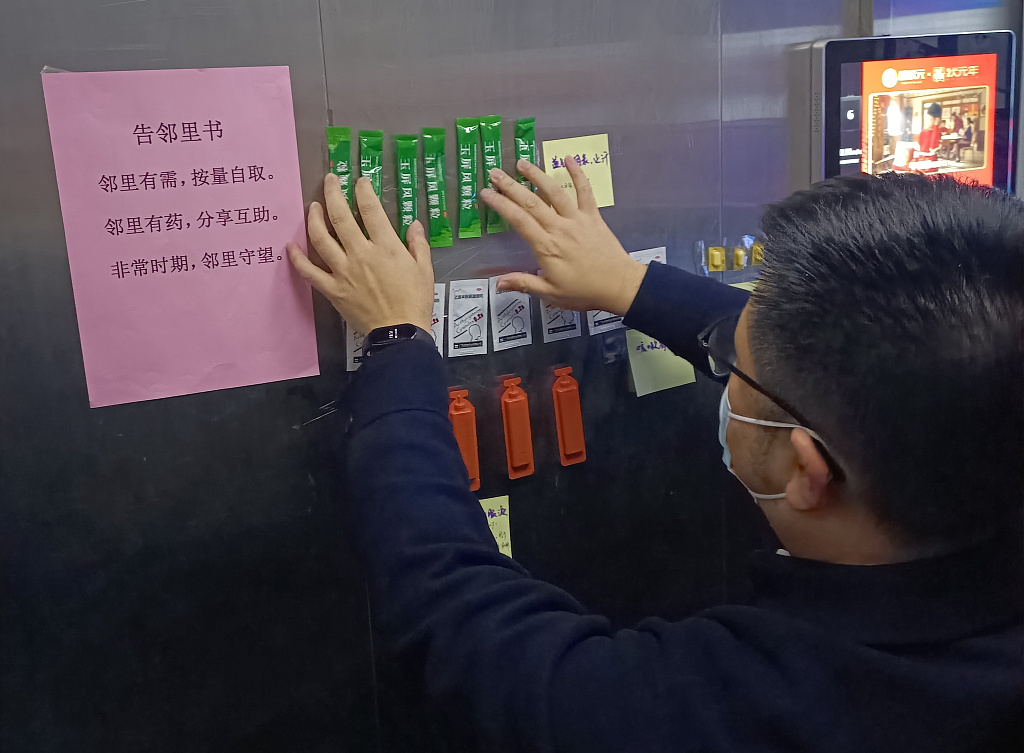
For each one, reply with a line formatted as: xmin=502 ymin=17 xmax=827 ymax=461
xmin=317 ymin=3 xmax=739 ymax=751
xmin=319 ymin=0 xmax=723 ymax=282
xmin=878 ymin=0 xmax=1021 ymax=36
xmin=0 ymin=1 xmax=375 ymax=750
xmin=4 ymin=0 xmax=912 ymax=748
xmin=720 ymin=0 xmax=846 ymax=236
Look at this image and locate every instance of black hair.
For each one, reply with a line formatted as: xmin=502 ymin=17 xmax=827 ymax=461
xmin=750 ymin=173 xmax=1024 ymax=548
xmin=927 ymin=103 xmax=943 ymax=118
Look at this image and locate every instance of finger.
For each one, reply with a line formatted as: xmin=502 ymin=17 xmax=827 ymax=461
xmin=563 ymin=155 xmax=597 ymax=212
xmin=354 ymin=177 xmax=397 ymax=245
xmin=307 ymin=201 xmax=345 ymax=270
xmin=488 ymin=167 xmax=560 ymax=228
xmin=514 ymin=159 xmax=575 ymax=217
xmin=323 ymin=173 xmax=364 ymax=249
xmin=288 ymin=243 xmax=336 ymax=292
xmin=479 ymin=187 xmax=547 ymax=246
xmin=406 ymin=220 xmax=432 ymax=268
xmin=495 ymin=272 xmax=557 ymax=298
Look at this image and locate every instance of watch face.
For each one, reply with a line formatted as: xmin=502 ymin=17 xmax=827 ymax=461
xmin=366 ymin=323 xmax=418 ymax=353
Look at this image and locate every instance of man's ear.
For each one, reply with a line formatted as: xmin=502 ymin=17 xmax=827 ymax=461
xmin=783 ymin=428 xmax=832 ymax=511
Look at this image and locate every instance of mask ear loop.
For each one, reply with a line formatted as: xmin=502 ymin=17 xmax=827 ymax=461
xmin=727 ymin=413 xmax=834 ymax=485
xmin=726 ymin=412 xmax=826 ymax=445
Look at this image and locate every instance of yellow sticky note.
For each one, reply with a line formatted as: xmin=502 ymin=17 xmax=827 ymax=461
xmin=541 ymin=134 xmax=614 ymax=208
xmin=729 ymin=281 xmax=758 ymax=292
xmin=626 ymin=330 xmax=696 ymax=397
xmin=480 ymin=496 xmax=512 ymax=558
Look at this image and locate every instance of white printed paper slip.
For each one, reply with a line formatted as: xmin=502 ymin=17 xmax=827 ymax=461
xmin=587 ymin=309 xmax=624 ymax=335
xmin=345 ymin=324 xmax=365 ymax=371
xmin=630 ymin=246 xmax=666 ymax=265
xmin=431 ymin=283 xmax=446 ymax=355
xmin=542 ymin=301 xmax=583 ymax=342
xmin=588 ymin=248 xmax=667 ymax=335
xmin=489 ymin=277 xmax=533 ymax=351
xmin=448 ymin=279 xmax=489 ymax=357
xmin=536 ymin=268 xmax=582 ymax=342
xmin=479 ymin=495 xmax=512 ymax=558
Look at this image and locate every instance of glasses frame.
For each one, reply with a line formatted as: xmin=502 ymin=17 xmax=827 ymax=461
xmin=698 ymin=313 xmax=845 ymax=479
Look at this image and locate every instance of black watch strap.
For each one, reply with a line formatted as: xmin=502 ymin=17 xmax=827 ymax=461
xmin=363 ymin=323 xmax=429 ymax=358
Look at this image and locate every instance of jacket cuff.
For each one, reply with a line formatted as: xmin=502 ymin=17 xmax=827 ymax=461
xmin=348 ymin=336 xmax=449 ymax=431
xmin=624 ymin=262 xmax=750 ymax=337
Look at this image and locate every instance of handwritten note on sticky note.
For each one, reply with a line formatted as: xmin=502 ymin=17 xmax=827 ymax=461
xmin=480 ymin=496 xmax=512 ymax=558
xmin=541 ymin=134 xmax=614 ymax=208
xmin=626 ymin=329 xmax=696 ymax=397
xmin=41 ymin=67 xmax=318 ymax=407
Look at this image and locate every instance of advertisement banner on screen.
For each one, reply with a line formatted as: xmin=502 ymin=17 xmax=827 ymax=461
xmin=858 ymin=54 xmax=997 ymax=186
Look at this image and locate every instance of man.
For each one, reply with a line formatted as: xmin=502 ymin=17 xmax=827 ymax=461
xmin=288 ymin=160 xmax=1023 ymax=752
xmin=955 ymin=118 xmax=976 ymax=163
xmin=952 ymin=109 xmax=964 ymax=134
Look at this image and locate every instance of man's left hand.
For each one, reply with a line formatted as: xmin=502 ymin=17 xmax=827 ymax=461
xmin=288 ymin=174 xmax=434 ymax=334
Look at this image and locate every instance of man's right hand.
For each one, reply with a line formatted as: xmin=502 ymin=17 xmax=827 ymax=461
xmin=480 ymin=157 xmax=647 ymax=316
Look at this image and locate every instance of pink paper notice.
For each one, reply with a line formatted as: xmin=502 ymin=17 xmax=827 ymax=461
xmin=42 ymin=66 xmax=319 ymax=407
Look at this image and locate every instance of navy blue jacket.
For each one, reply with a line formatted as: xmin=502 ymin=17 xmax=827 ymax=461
xmin=346 ymin=262 xmax=1023 ymax=753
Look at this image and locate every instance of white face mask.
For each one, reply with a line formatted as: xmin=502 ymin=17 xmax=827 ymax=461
xmin=718 ymin=387 xmax=823 ymax=502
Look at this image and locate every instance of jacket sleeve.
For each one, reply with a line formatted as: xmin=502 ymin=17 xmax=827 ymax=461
xmin=345 ymin=339 xmax=731 ymax=753
xmin=345 ymin=262 xmax=751 ymax=752
xmin=623 ymin=262 xmax=749 ymax=380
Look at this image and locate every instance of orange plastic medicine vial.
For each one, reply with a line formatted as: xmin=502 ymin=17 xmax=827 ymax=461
xmin=552 ymin=367 xmax=586 ymax=466
xmin=500 ymin=377 xmax=535 ymax=479
xmin=448 ymin=387 xmax=481 ymax=491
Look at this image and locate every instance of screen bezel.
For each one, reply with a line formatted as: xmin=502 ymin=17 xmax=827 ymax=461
xmin=822 ymin=32 xmax=1017 ymax=192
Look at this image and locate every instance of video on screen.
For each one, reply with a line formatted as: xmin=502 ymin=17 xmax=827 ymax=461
xmin=838 ymin=54 xmax=997 ymax=186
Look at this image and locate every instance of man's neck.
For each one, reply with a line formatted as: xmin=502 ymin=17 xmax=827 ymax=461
xmin=773 ymin=504 xmax=914 ymax=566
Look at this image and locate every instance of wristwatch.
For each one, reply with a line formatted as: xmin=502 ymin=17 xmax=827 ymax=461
xmin=362 ymin=323 xmax=431 ymax=358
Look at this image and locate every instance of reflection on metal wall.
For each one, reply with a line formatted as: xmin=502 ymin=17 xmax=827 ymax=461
xmin=0 ymin=2 xmax=378 ymax=750
xmin=876 ymin=0 xmax=1018 ymax=36
xmin=721 ymin=0 xmax=846 ymax=237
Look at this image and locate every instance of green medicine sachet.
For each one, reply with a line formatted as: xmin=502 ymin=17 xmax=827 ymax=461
xmin=456 ymin=118 xmax=481 ymax=239
xmin=479 ymin=115 xmax=506 ymax=234
xmin=394 ymin=134 xmax=418 ymax=244
xmin=515 ymin=117 xmax=537 ymax=189
xmin=326 ymin=126 xmax=352 ymax=206
xmin=421 ymin=127 xmax=453 ymax=248
xmin=359 ymin=129 xmax=384 ymax=199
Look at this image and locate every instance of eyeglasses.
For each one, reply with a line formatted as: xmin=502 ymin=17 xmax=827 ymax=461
xmin=698 ymin=313 xmax=845 ymax=479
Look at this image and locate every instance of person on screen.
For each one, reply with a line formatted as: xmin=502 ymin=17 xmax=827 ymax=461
xmin=885 ymin=98 xmax=903 ymax=153
xmin=885 ymin=99 xmax=903 ymax=137
xmin=952 ymin=109 xmax=964 ymax=133
xmin=287 ymin=164 xmax=1023 ymax=752
xmin=955 ymin=118 xmax=976 ymax=162
xmin=911 ymin=102 xmax=944 ymax=172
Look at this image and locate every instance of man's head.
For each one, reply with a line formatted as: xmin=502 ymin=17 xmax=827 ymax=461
xmin=727 ymin=173 xmax=1023 ymax=560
